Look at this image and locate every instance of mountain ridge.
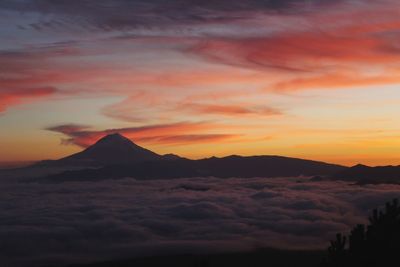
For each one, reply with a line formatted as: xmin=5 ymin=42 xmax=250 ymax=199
xmin=1 ymin=133 xmax=348 ymax=181
xmin=331 ymin=164 xmax=400 ymax=184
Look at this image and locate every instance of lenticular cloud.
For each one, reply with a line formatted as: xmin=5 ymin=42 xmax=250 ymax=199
xmin=1 ymin=177 xmax=399 ymax=266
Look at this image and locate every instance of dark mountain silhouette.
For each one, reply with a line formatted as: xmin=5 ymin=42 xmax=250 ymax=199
xmin=195 ymin=155 xmax=344 ymax=178
xmin=331 ymin=164 xmax=400 ymax=184
xmin=41 ymin=155 xmax=346 ymax=182
xmin=55 ymin=133 xmax=162 ymax=166
xmin=26 ymin=133 xmax=346 ymax=182
xmin=0 ymin=134 xmax=177 ymax=180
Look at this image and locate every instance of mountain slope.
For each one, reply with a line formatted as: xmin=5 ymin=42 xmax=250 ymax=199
xmin=0 ymin=134 xmax=162 ymax=180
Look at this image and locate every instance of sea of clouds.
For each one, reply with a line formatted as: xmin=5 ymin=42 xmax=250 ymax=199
xmin=1 ymin=176 xmax=400 ymax=266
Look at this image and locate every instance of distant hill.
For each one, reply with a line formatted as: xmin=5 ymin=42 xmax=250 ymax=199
xmin=195 ymin=155 xmax=344 ymax=178
xmin=331 ymin=164 xmax=400 ymax=184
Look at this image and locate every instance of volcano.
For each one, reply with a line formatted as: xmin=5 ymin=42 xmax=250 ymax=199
xmin=57 ymin=133 xmax=161 ymax=166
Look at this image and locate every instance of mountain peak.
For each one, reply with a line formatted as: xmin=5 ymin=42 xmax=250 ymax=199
xmin=94 ymin=132 xmax=133 ymax=146
xmin=59 ymin=133 xmax=161 ymax=165
xmin=352 ymin=164 xmax=369 ymax=169
xmin=104 ymin=132 xmax=125 ymax=139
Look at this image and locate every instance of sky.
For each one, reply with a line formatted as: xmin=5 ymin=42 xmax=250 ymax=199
xmin=1 ymin=0 xmax=400 ymax=166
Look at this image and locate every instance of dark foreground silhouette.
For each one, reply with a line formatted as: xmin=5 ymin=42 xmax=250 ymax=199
xmin=322 ymin=199 xmax=400 ymax=267
xmin=58 ymin=249 xmax=324 ymax=267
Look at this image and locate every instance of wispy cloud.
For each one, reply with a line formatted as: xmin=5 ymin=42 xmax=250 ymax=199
xmin=179 ymin=102 xmax=283 ymax=117
xmin=0 ymin=87 xmax=57 ymax=113
xmin=186 ymin=1 xmax=400 ymax=91
xmin=45 ymin=121 xmax=236 ymax=147
xmin=135 ymin=134 xmax=240 ymax=145
xmin=0 ymin=0 xmax=336 ymax=32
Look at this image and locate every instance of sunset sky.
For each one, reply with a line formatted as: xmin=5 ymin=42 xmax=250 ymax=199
xmin=1 ymin=0 xmax=400 ymax=166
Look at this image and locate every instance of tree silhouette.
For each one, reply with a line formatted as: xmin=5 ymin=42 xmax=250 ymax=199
xmin=322 ymin=199 xmax=400 ymax=267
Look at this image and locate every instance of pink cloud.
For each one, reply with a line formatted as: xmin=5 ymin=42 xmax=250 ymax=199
xmin=0 ymin=87 xmax=57 ymax=113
